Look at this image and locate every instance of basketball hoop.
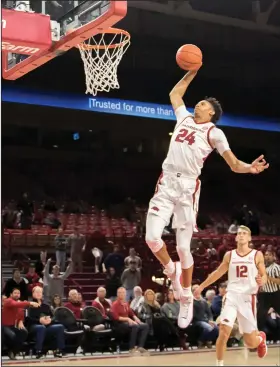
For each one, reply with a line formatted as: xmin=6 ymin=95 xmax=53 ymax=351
xmin=77 ymin=28 xmax=131 ymax=96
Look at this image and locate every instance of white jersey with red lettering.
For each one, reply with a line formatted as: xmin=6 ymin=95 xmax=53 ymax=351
xmin=148 ymin=105 xmax=230 ymax=230
xmin=162 ymin=105 xmax=230 ymax=178
xmin=227 ymin=249 xmax=259 ymax=295
xmin=219 ymin=249 xmax=259 ymax=334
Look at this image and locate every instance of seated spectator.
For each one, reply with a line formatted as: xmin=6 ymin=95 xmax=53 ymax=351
xmin=78 ymin=292 xmax=86 ymax=308
xmin=25 ymin=263 xmax=40 ymax=294
xmin=124 ymin=248 xmax=142 ymax=269
xmin=130 ymin=286 xmax=144 ymax=313
xmin=206 ymin=243 xmax=217 ymax=259
xmin=2 ymin=288 xmax=39 ymax=360
xmin=54 ymin=227 xmax=68 ymax=272
xmin=50 ymin=294 xmax=63 ymax=313
xmin=28 ymin=286 xmax=65 ymax=358
xmin=105 ymin=267 xmax=121 ymax=301
xmin=263 ymin=308 xmax=280 ymax=342
xmin=111 ymin=287 xmax=149 ymax=355
xmin=217 ymin=238 xmax=231 ymax=261
xmin=44 ymin=258 xmax=72 ymax=302
xmin=161 ymin=289 xmax=180 ymax=320
xmin=104 ymin=244 xmax=124 ymax=276
xmin=155 ymin=292 xmax=165 ymax=306
xmin=139 ymin=289 xmax=181 ymax=351
xmin=205 ymin=289 xmax=216 ymax=307
xmin=64 ymin=289 xmax=83 ymax=319
xmin=92 ymin=287 xmax=112 ymax=318
xmin=192 ymin=284 xmax=219 ymax=348
xmin=43 ymin=212 xmax=61 ymax=229
xmin=3 ymin=269 xmax=29 ymax=301
xmin=211 ymin=283 xmax=227 ymax=320
xmin=228 ymin=220 xmax=238 ymax=234
xmin=121 ymin=261 xmax=141 ymax=301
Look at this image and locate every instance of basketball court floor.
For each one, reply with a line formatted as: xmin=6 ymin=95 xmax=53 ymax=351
xmin=2 ymin=346 xmax=279 ymax=366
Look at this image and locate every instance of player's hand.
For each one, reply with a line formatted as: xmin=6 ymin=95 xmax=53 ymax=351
xmin=250 ymin=155 xmax=269 ymax=174
xmin=193 ymin=285 xmax=204 ymax=299
xmin=255 ymin=274 xmax=265 ymax=286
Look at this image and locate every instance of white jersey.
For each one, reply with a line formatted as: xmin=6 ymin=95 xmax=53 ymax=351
xmin=227 ymin=249 xmax=259 ymax=295
xmin=162 ymin=105 xmax=230 ymax=178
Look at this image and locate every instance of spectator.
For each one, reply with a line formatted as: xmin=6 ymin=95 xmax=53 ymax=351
xmin=54 ymin=227 xmax=68 ymax=272
xmin=263 ymin=308 xmax=280 ymax=341
xmin=121 ymin=261 xmax=141 ymax=301
xmin=104 ymin=244 xmax=124 ymax=276
xmin=130 ymin=286 xmax=144 ymax=313
xmin=161 ymin=289 xmax=180 ymax=320
xmin=217 ymin=238 xmax=230 ymax=261
xmin=68 ymin=226 xmax=85 ymax=273
xmin=2 ymin=288 xmax=39 ymax=360
xmin=25 ymin=263 xmax=40 ymax=294
xmin=91 ymin=247 xmax=103 ymax=273
xmin=50 ymin=294 xmax=63 ymax=313
xmin=258 ymin=250 xmax=280 ymax=332
xmin=77 ymin=292 xmax=86 ymax=308
xmin=35 ymin=251 xmax=47 ymax=278
xmin=260 ymin=244 xmax=267 ymax=254
xmin=124 ymin=248 xmax=142 ymax=269
xmin=92 ymin=287 xmax=112 ymax=318
xmin=206 ymin=243 xmax=217 ymax=259
xmin=111 ymin=287 xmax=149 ymax=355
xmin=228 ymin=220 xmax=239 ymax=234
xmin=3 ymin=269 xmax=29 ymax=301
xmin=43 ymin=212 xmax=61 ymax=229
xmin=28 ymin=286 xmax=65 ymax=358
xmin=192 ymin=284 xmax=219 ymax=348
xmin=2 ymin=204 xmax=17 ymax=229
xmin=211 ymin=282 xmax=227 ymax=320
xmin=105 ymin=267 xmax=121 ymax=301
xmin=44 ymin=258 xmax=72 ymax=302
xmin=17 ymin=192 xmax=33 ymax=229
xmin=155 ymin=292 xmax=165 ymax=306
xmin=64 ymin=289 xmax=83 ymax=319
xmin=205 ymin=289 xmax=216 ymax=307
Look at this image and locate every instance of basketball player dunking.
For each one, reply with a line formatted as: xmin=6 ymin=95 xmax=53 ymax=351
xmin=145 ymin=69 xmax=269 ymax=329
xmin=194 ymin=226 xmax=267 ymax=365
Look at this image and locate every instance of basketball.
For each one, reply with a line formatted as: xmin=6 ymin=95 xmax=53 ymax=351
xmin=176 ymin=44 xmax=203 ymax=71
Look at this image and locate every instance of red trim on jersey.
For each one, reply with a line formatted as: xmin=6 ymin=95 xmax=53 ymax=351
xmin=193 ymin=117 xmax=212 ymax=125
xmin=207 ymin=125 xmax=215 ymax=149
xmin=154 ymin=172 xmax=163 ymax=194
xmin=251 ymin=295 xmax=256 ymax=319
xmin=228 ymin=250 xmax=232 ymax=262
xmin=235 ymin=249 xmax=254 ymax=258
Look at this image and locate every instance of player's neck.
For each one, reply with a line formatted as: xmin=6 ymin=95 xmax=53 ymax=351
xmin=194 ymin=115 xmax=211 ymax=124
xmin=236 ymin=243 xmax=251 ymax=254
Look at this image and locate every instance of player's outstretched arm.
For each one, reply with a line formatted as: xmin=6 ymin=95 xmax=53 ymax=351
xmin=222 ymin=150 xmax=269 ymax=174
xmin=193 ymin=252 xmax=230 ymax=298
xmin=169 ymin=70 xmax=199 ymax=111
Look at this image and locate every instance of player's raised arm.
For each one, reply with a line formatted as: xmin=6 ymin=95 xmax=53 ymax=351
xmin=169 ymin=70 xmax=199 ymax=111
xmin=193 ymin=252 xmax=230 ymax=298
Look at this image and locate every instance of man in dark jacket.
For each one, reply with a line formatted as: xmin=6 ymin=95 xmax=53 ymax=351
xmin=192 ymin=284 xmax=219 ymax=348
xmin=3 ymin=269 xmax=29 ymax=301
xmin=54 ymin=227 xmax=68 ymax=272
xmin=28 ymin=286 xmax=65 ymax=359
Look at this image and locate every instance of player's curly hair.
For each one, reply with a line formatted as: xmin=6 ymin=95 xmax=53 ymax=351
xmin=205 ymin=97 xmax=223 ymax=124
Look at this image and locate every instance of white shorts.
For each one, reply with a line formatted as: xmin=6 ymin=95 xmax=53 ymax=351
xmin=220 ymin=292 xmax=258 ymax=335
xmin=148 ymin=171 xmax=201 ymax=230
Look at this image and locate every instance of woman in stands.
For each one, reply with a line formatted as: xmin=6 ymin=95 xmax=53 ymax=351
xmin=50 ymin=294 xmax=63 ymax=313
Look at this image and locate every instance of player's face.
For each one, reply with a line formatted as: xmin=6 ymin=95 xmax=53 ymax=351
xmin=236 ymin=229 xmax=251 ymax=245
xmin=194 ymin=100 xmax=214 ymax=122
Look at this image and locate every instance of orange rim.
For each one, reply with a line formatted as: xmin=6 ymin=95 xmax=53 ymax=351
xmin=77 ymin=27 xmax=130 ymax=51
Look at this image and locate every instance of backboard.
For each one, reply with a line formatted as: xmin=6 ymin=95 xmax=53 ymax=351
xmin=1 ymin=1 xmax=128 ymax=80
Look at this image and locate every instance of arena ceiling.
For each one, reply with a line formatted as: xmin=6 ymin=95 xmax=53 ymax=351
xmin=2 ymin=0 xmax=280 ymax=118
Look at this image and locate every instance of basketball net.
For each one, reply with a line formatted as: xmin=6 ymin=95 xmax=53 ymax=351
xmin=78 ymin=28 xmax=131 ymax=96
